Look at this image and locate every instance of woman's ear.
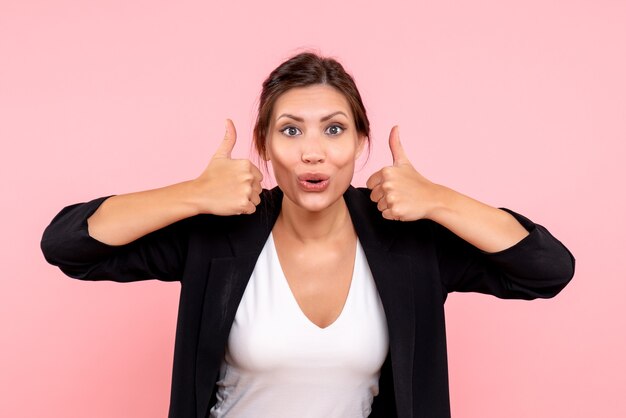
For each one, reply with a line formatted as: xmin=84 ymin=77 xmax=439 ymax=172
xmin=355 ymin=135 xmax=367 ymax=160
xmin=256 ymin=135 xmax=271 ymax=161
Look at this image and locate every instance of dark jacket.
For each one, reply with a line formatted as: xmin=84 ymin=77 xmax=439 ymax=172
xmin=41 ymin=186 xmax=575 ymax=418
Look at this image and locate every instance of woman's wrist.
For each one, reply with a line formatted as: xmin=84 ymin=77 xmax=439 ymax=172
xmin=422 ymin=183 xmax=454 ymax=223
xmin=174 ymin=179 xmax=206 ymax=217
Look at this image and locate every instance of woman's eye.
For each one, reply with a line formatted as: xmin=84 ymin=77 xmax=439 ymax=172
xmin=280 ymin=126 xmax=301 ymax=137
xmin=325 ymin=125 xmax=344 ymax=136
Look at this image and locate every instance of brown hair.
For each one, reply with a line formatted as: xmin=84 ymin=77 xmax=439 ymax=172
xmin=253 ymin=52 xmax=371 ymax=160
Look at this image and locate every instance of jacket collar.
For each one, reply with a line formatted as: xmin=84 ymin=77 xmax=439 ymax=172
xmin=226 ymin=185 xmax=396 ymax=256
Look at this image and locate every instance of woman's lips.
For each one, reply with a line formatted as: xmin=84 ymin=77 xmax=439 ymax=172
xmin=297 ymin=174 xmax=330 ymax=192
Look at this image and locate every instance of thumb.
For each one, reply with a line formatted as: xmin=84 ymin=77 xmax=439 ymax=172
xmin=389 ymin=125 xmax=408 ymax=165
xmin=213 ymin=118 xmax=237 ymax=159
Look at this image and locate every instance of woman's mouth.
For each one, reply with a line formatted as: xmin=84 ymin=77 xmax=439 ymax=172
xmin=298 ymin=174 xmax=330 ymax=191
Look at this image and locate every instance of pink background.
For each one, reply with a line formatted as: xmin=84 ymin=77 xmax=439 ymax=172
xmin=1 ymin=0 xmax=625 ymax=416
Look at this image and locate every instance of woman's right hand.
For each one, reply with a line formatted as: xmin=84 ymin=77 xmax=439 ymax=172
xmin=87 ymin=119 xmax=264 ymax=245
xmin=192 ymin=119 xmax=264 ymax=216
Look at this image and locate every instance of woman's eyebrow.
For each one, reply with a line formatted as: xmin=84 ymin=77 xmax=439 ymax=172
xmin=276 ymin=111 xmax=349 ymax=123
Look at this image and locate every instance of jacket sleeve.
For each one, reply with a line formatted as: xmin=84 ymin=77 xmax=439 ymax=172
xmin=434 ymin=208 xmax=575 ymax=300
xmin=41 ymin=196 xmax=188 ymax=282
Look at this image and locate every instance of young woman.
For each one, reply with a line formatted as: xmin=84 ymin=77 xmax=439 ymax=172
xmin=41 ymin=52 xmax=575 ymax=418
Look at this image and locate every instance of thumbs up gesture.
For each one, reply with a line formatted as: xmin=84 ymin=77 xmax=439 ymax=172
xmin=366 ymin=126 xmax=439 ymax=221
xmin=194 ymin=119 xmax=263 ymax=216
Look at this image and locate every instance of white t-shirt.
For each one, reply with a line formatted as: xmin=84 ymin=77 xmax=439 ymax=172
xmin=209 ymin=233 xmax=389 ymax=418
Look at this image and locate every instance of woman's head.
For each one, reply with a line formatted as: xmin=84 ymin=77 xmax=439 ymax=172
xmin=253 ymin=52 xmax=370 ymax=160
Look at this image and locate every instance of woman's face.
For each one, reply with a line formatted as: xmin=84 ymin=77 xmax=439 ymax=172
xmin=266 ymin=84 xmax=366 ymax=214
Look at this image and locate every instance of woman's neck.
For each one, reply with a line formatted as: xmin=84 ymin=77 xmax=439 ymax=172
xmin=275 ymin=196 xmax=353 ymax=243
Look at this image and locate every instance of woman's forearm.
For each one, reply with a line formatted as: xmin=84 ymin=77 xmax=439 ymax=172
xmin=427 ymin=185 xmax=529 ymax=253
xmin=87 ymin=181 xmax=201 ymax=246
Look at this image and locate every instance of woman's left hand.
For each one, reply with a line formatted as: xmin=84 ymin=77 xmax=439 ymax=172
xmin=366 ymin=126 xmax=441 ymax=221
xmin=367 ymin=126 xmax=530 ymax=252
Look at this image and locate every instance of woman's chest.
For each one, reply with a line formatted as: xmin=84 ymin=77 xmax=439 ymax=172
xmin=225 ymin=235 xmax=389 ymax=372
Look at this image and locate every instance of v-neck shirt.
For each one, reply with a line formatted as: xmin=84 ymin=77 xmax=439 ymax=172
xmin=209 ymin=233 xmax=389 ymax=418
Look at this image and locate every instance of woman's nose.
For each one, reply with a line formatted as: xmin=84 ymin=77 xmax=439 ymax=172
xmin=301 ymin=136 xmax=325 ymax=163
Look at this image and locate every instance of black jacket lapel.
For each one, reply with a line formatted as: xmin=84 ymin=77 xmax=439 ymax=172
xmin=345 ymin=186 xmax=416 ymax=418
xmin=195 ymin=189 xmax=282 ymax=417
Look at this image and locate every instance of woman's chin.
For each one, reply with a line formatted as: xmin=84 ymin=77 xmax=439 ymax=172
xmin=285 ymin=191 xmax=344 ymax=214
